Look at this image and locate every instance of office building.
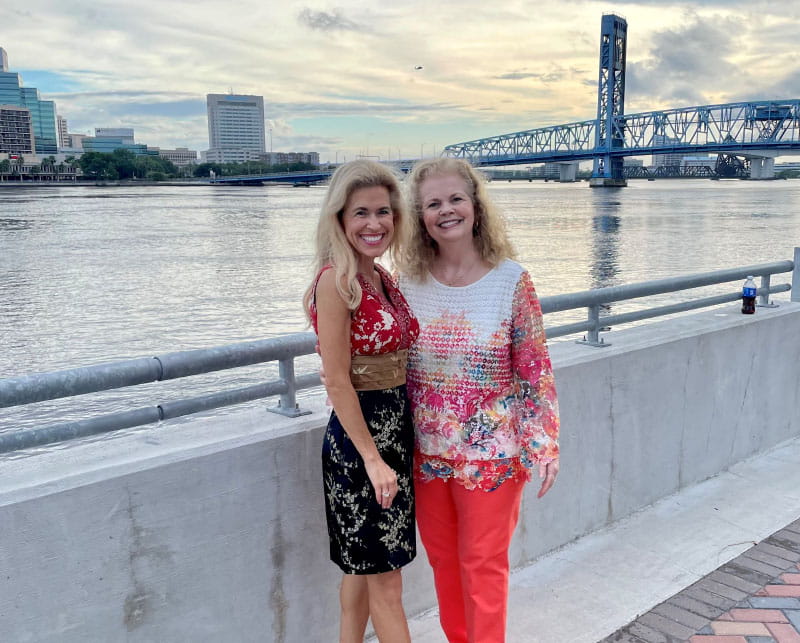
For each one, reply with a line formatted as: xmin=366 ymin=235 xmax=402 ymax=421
xmin=263 ymin=151 xmax=320 ymax=166
xmin=66 ymin=133 xmax=88 ymax=150
xmin=153 ymin=147 xmax=198 ymax=166
xmin=57 ymin=115 xmax=68 ymax=149
xmin=0 ymin=47 xmax=58 ymax=155
xmin=0 ymin=104 xmax=35 ymax=155
xmin=682 ymin=156 xmax=715 ymax=171
xmin=202 ymin=148 xmax=264 ymax=164
xmin=95 ymin=127 xmax=135 ymax=142
xmin=623 ymin=157 xmax=644 ymax=168
xmin=206 ymin=93 xmax=266 ymax=163
xmin=82 ymin=128 xmax=156 ymax=156
xmin=652 ymin=134 xmax=683 ymax=167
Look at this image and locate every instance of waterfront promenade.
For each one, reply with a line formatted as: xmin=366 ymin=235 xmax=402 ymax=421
xmin=405 ymin=435 xmax=800 ymax=642
xmin=2 ymin=301 xmax=798 ymax=642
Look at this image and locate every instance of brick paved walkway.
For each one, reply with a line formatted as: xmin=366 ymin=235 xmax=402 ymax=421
xmin=602 ymin=518 xmax=800 ymax=643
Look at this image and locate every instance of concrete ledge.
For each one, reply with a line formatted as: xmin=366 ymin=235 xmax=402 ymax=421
xmin=1 ymin=302 xmax=798 ymax=641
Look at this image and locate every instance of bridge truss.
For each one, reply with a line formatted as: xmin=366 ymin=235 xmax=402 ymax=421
xmin=443 ymin=100 xmax=800 ymax=167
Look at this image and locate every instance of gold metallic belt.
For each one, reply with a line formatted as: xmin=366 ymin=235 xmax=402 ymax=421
xmin=350 ymin=349 xmax=408 ymax=391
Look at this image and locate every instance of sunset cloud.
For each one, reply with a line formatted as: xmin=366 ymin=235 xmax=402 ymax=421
xmin=1 ymin=0 xmax=797 ymax=162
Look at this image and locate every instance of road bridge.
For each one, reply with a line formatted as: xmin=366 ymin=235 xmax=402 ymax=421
xmin=444 ymin=14 xmax=800 ymax=185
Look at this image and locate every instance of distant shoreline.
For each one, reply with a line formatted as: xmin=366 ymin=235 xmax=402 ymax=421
xmin=0 ymin=180 xmax=211 ymax=188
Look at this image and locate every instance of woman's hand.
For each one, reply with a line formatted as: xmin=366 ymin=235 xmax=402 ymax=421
xmin=364 ymin=456 xmax=399 ymax=509
xmin=537 ymin=459 xmax=559 ymax=498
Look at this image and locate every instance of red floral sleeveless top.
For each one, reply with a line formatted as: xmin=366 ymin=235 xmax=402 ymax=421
xmin=309 ymin=264 xmax=419 ymax=356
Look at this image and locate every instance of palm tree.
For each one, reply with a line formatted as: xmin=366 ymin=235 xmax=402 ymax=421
xmin=11 ymin=155 xmax=24 ymax=180
xmin=42 ymin=156 xmax=57 ymax=177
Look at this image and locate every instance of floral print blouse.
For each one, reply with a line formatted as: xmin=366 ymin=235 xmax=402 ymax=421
xmin=399 ymin=260 xmax=559 ymax=491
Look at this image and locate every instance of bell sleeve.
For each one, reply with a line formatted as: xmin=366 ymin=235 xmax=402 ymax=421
xmin=510 ymin=270 xmax=560 ymax=468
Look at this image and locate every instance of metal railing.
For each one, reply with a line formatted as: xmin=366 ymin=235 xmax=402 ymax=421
xmin=1 ymin=249 xmax=797 ymax=454
xmin=543 ymin=254 xmax=797 ymax=346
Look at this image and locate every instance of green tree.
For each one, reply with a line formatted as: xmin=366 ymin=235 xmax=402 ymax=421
xmin=110 ymin=148 xmax=137 ymax=179
xmin=0 ymin=159 xmax=10 ymax=175
xmin=194 ymin=162 xmax=223 ymax=178
xmin=133 ymin=154 xmax=177 ymax=179
xmin=79 ymin=151 xmax=118 ymax=180
xmin=11 ymin=155 xmax=24 ymax=177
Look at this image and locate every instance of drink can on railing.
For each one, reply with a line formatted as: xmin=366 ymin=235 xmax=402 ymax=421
xmin=741 ymin=276 xmax=757 ymax=314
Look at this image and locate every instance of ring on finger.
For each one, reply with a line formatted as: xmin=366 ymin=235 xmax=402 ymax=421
xmin=381 ymin=491 xmax=390 ymax=497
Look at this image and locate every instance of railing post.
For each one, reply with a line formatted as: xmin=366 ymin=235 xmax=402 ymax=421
xmin=757 ymin=273 xmax=778 ymax=308
xmin=268 ymin=357 xmax=312 ymax=417
xmin=793 ymin=247 xmax=800 ymax=303
xmin=576 ymin=303 xmax=610 ymax=347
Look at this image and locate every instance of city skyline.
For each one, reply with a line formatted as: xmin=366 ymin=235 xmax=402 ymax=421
xmin=2 ymin=1 xmax=799 ymax=162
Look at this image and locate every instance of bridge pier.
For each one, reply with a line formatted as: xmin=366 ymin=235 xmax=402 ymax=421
xmin=749 ymin=156 xmax=776 ymax=180
xmin=558 ymin=162 xmax=579 ymax=182
xmin=589 ymin=176 xmax=627 ymax=187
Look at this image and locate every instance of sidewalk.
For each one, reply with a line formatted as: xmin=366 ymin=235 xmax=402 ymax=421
xmin=406 ymin=436 xmax=800 ymax=642
xmin=603 ymin=521 xmax=800 ymax=642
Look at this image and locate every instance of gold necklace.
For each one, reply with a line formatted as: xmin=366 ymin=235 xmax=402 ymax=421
xmin=436 ymin=264 xmax=473 ymax=286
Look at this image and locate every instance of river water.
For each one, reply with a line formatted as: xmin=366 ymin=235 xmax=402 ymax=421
xmin=2 ymin=179 xmax=799 ymax=440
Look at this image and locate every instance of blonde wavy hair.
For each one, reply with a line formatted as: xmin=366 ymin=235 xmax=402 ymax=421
xmin=399 ymin=157 xmax=515 ymax=281
xmin=303 ymin=159 xmax=409 ymax=320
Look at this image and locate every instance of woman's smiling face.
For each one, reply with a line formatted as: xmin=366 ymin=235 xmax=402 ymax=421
xmin=341 ymin=185 xmax=394 ymax=261
xmin=418 ymin=172 xmax=475 ymax=247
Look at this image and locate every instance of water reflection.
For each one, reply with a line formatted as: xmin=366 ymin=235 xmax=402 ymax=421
xmin=0 ymin=218 xmax=33 ymax=231
xmin=589 ymin=194 xmax=622 ymax=320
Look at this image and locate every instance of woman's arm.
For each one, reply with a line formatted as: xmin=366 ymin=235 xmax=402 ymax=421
xmin=510 ymin=270 xmax=560 ymax=496
xmin=315 ymin=269 xmax=398 ymax=508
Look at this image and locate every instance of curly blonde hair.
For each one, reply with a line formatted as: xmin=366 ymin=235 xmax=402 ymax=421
xmin=399 ymin=157 xmax=515 ymax=281
xmin=303 ymin=159 xmax=409 ymax=320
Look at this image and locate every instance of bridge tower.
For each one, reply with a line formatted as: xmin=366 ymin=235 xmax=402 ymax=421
xmin=590 ymin=14 xmax=628 ymax=187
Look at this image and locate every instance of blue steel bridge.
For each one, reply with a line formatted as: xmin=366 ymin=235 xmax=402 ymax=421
xmin=212 ymin=14 xmax=800 ymax=187
xmin=443 ymin=100 xmax=800 ymax=180
xmin=445 ymin=14 xmax=800 ymax=185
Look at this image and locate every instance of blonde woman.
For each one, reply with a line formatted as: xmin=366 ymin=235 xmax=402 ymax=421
xmin=399 ymin=157 xmax=560 ymax=643
xmin=304 ymin=160 xmax=419 ymax=643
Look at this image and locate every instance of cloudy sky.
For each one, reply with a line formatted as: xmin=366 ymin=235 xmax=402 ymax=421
xmin=2 ymin=0 xmax=798 ymax=162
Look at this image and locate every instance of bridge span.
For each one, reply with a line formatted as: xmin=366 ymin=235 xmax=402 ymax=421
xmin=443 ymin=99 xmax=800 ymax=179
xmin=444 ymin=14 xmax=800 ymax=185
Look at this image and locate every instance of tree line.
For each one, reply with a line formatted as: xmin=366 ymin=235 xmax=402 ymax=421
xmin=192 ymin=160 xmax=319 ymax=177
xmin=0 ymin=152 xmax=321 ymax=181
xmin=78 ymin=150 xmax=179 ymax=180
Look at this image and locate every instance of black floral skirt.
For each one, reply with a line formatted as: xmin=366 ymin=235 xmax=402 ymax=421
xmin=322 ymin=385 xmax=416 ymax=575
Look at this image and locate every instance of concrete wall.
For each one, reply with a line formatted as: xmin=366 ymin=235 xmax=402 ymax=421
xmin=1 ymin=302 xmax=799 ymax=642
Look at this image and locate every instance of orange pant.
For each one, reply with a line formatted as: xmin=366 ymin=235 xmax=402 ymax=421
xmin=416 ymin=476 xmax=525 ymax=643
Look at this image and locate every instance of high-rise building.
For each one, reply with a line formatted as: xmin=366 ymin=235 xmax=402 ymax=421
xmin=0 ymin=47 xmax=58 ymax=155
xmin=81 ymin=127 xmax=157 ymax=155
xmin=57 ymin=115 xmax=68 ymax=149
xmin=0 ymin=104 xmax=35 ymax=155
xmin=66 ymin=133 xmax=88 ymax=150
xmin=206 ymin=93 xmax=266 ymax=163
xmin=95 ymin=127 xmax=134 ymax=142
